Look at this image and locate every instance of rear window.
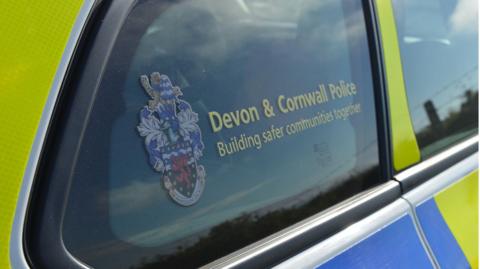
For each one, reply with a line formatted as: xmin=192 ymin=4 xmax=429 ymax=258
xmin=50 ymin=0 xmax=382 ymax=268
xmin=392 ymin=0 xmax=478 ymax=157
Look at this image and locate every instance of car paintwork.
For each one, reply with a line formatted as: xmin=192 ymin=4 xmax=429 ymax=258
xmin=375 ymin=0 xmax=421 ymax=172
xmin=317 ymin=215 xmax=434 ymax=269
xmin=0 ymin=1 xmax=82 ymax=268
xmin=417 ymin=171 xmax=478 ymax=268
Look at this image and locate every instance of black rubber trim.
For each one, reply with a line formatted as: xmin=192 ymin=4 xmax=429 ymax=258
xmin=23 ymin=0 xmax=130 ymax=268
xmin=395 ymin=140 xmax=478 ymax=193
xmin=212 ymin=181 xmax=401 ymax=269
xmin=365 ymin=0 xmax=393 ymax=181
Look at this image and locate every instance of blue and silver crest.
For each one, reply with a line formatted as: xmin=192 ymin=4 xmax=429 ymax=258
xmin=137 ymin=72 xmax=205 ymax=206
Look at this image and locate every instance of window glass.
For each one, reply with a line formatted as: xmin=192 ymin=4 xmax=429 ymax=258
xmin=392 ymin=0 xmax=478 ymax=158
xmin=62 ymin=0 xmax=382 ymax=268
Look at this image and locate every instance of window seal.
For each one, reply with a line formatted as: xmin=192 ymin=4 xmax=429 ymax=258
xmin=21 ymin=0 xmax=119 ymax=268
xmin=273 ymin=197 xmax=412 ymax=269
xmin=365 ymin=0 xmax=394 ymax=181
xmin=203 ymin=180 xmax=400 ymax=269
xmin=395 ymin=135 xmax=478 ymax=192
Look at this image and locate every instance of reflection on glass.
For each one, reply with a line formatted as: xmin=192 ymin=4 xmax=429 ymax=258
xmin=62 ymin=0 xmax=382 ymax=268
xmin=392 ymin=0 xmax=478 ymax=158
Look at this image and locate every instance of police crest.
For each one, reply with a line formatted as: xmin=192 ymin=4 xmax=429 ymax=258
xmin=137 ymin=72 xmax=205 ymax=206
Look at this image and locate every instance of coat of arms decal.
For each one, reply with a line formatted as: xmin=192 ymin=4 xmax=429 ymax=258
xmin=137 ymin=72 xmax=205 ymax=206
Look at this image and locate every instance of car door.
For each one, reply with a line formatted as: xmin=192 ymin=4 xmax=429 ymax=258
xmin=390 ymin=0 xmax=479 ymax=267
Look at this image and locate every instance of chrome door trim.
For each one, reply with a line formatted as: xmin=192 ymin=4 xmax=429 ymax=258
xmin=202 ymin=181 xmax=401 ymax=269
xmin=400 ymin=145 xmax=477 ymax=269
xmin=9 ymin=1 xmax=96 ymax=268
xmin=272 ymin=198 xmax=412 ymax=269
xmin=395 ymin=136 xmax=478 ymax=191
xmin=402 ymin=152 xmax=478 ymax=206
xmin=262 ymin=137 xmax=479 ymax=269
xmin=273 ymin=197 xmax=438 ymax=269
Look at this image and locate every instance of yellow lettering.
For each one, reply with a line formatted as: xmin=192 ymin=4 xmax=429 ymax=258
xmin=278 ymin=95 xmax=289 ymax=113
xmin=248 ymin=107 xmax=260 ymax=121
xmin=209 ymin=111 xmax=223 ymax=132
xmin=217 ymin=142 xmax=226 ymax=156
xmin=222 ymin=113 xmax=233 ymax=128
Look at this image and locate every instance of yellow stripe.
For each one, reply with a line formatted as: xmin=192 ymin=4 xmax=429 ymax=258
xmin=435 ymin=170 xmax=478 ymax=268
xmin=374 ymin=0 xmax=420 ymax=171
xmin=0 ymin=1 xmax=82 ymax=268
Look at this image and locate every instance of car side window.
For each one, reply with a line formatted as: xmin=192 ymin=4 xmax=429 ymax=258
xmin=46 ymin=0 xmax=383 ymax=268
xmin=392 ymin=0 xmax=478 ymax=158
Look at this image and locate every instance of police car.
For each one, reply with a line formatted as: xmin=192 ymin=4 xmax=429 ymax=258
xmin=0 ymin=0 xmax=477 ymax=268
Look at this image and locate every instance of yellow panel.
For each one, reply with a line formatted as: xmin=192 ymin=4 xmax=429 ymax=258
xmin=0 ymin=1 xmax=82 ymax=268
xmin=375 ymin=0 xmax=420 ymax=171
xmin=435 ymin=170 xmax=478 ymax=268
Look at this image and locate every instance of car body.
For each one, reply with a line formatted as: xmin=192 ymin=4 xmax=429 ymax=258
xmin=0 ymin=0 xmax=477 ymax=268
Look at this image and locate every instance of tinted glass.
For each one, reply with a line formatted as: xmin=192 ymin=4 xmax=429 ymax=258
xmin=392 ymin=0 xmax=478 ymax=158
xmin=61 ymin=0 xmax=382 ymax=268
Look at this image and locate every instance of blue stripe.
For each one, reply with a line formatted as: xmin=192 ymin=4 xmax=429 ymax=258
xmin=416 ymin=198 xmax=470 ymax=269
xmin=317 ymin=215 xmax=433 ymax=269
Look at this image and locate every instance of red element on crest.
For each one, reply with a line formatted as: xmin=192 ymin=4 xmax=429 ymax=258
xmin=172 ymin=155 xmax=191 ymax=186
